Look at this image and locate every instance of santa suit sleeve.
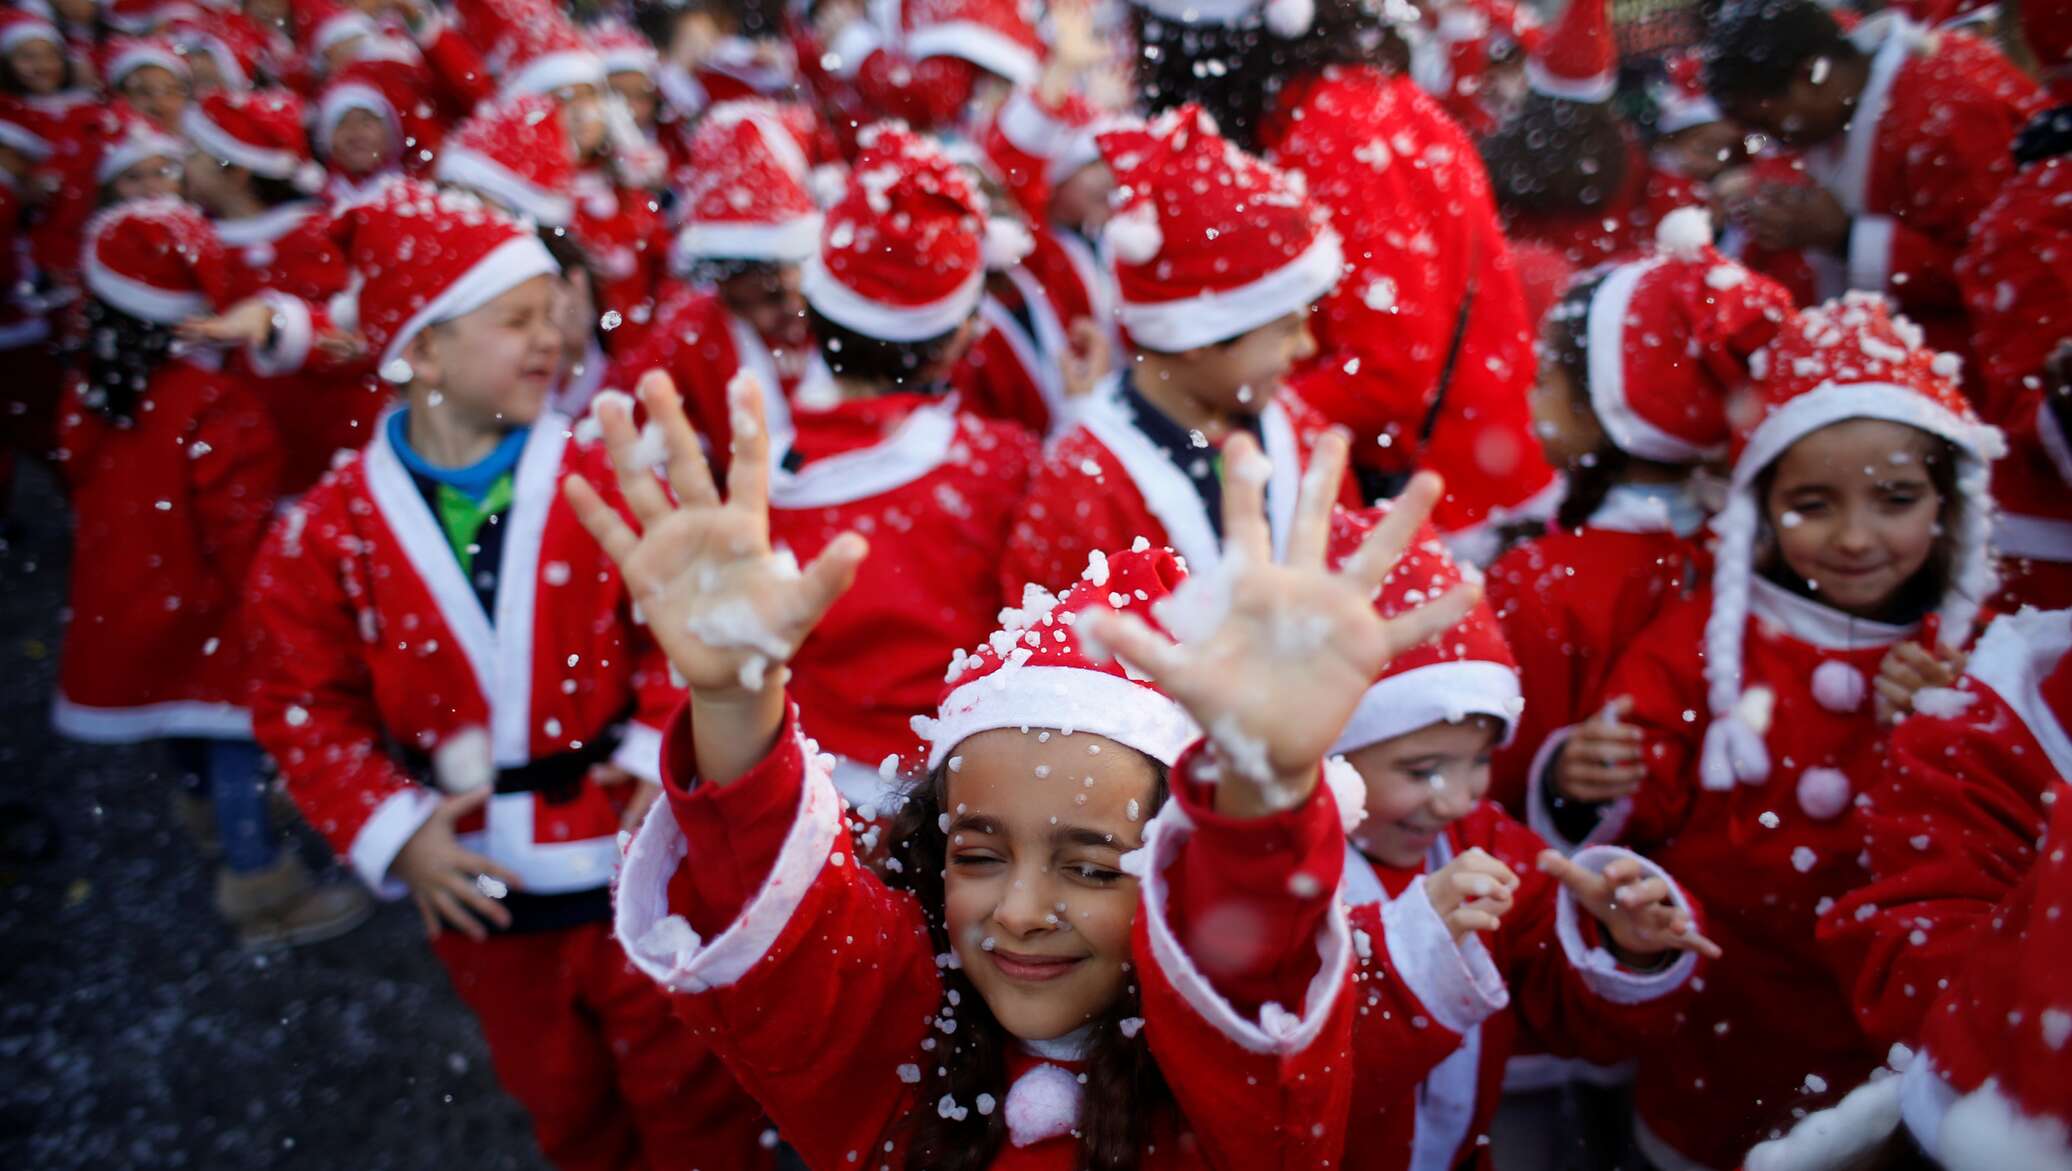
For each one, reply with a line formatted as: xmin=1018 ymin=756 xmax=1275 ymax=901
xmin=190 ymin=385 xmax=285 ymax=595
xmin=248 ymin=484 xmax=441 ymax=892
xmin=1132 ymin=742 xmax=1358 ymax=1170
xmin=1817 ymin=680 xmax=2050 ymax=1047
xmin=1486 ymin=546 xmax=1583 ymax=817
xmin=613 ymin=701 xmax=940 ymax=1169
xmin=1852 ymin=95 xmax=2031 ymax=314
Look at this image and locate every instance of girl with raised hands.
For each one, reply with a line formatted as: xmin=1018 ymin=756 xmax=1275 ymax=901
xmin=569 ymin=367 xmax=1480 ymax=1171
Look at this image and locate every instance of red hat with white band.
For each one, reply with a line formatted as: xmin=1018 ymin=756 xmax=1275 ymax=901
xmin=82 ymin=196 xmax=225 ymax=324
xmin=183 ymin=89 xmax=327 ymax=195
xmin=1526 ymin=0 xmax=1615 ymax=102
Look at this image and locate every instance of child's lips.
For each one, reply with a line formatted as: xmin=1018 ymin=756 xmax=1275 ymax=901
xmin=987 ymin=948 xmax=1087 ymax=983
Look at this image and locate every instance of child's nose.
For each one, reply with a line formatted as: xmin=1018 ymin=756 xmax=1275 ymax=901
xmin=991 ymin=871 xmax=1058 ymax=937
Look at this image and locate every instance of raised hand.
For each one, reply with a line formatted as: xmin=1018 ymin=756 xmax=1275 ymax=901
xmin=562 ymin=370 xmax=868 ymax=782
xmin=1554 ymin=696 xmax=1646 ymax=803
xmin=1537 ymin=850 xmax=1723 ymax=962
xmin=1087 ymin=432 xmax=1481 ymax=818
xmin=1424 ymin=847 xmax=1521 ymax=945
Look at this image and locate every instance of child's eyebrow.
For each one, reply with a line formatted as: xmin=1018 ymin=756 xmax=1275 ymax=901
xmin=947 ymin=813 xmax=1002 ymax=837
xmin=1053 ymin=825 xmax=1128 ymax=850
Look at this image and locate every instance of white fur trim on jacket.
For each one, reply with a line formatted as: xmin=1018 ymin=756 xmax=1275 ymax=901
xmin=609 ymin=720 xmax=665 ymax=784
xmin=1937 ymin=1078 xmax=2072 ymax=1171
xmin=766 ymin=398 xmax=957 ymax=508
xmin=1118 ymin=229 xmax=1343 ymax=354
xmin=1552 ymin=845 xmax=1699 ymax=1003
xmin=616 ymin=731 xmax=845 ymax=993
xmin=1845 ymin=214 xmax=1897 ymax=295
xmin=181 ymin=107 xmax=316 ymax=187
xmin=1744 ymin=1072 xmax=1905 ymax=1171
xmin=51 ymin=696 xmax=251 ymax=742
xmin=1329 ymin=661 xmax=1524 ymax=756
xmin=346 ymin=784 xmax=442 ymax=895
xmin=1134 ymin=799 xmax=1355 ymax=1053
xmin=1376 ymin=873 xmax=1510 ymax=1034
xmin=801 ymin=252 xmax=983 ymax=342
xmin=923 ymin=665 xmax=1197 ymax=772
xmin=247 ymin=290 xmax=313 ymax=377
xmin=434 ymin=144 xmax=575 ymax=228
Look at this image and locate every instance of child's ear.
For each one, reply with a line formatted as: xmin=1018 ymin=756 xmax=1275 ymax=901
xmin=403 ymin=329 xmax=444 ymax=390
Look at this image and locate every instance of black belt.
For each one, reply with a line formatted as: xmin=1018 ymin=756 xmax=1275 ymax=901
xmin=403 ymin=727 xmax=625 ymax=806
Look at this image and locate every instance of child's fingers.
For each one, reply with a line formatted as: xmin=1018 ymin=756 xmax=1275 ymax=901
xmin=722 ymin=371 xmax=772 ymax=522
xmin=452 ymin=845 xmax=523 ymax=892
xmin=1675 ymin=922 xmax=1724 ymax=960
xmin=1873 ymin=675 xmax=1915 ymax=712
xmin=795 ymin=532 xmax=870 ymax=631
xmin=1450 ymin=908 xmax=1503 ymax=937
xmin=1613 ymin=875 xmax=1671 ymax=910
xmin=638 ymin=370 xmax=719 ymax=510
xmin=562 ymin=475 xmax=641 ymax=566
xmin=1378 ymin=583 xmax=1482 ymax=662
xmin=599 ymin=393 xmax=676 ymax=528
xmin=1344 ymin=472 xmax=1443 ymax=593
xmin=1283 ymin=429 xmax=1348 ymax=569
xmin=1217 ymin=431 xmax=1273 ymax=566
xmin=1085 ymin=608 xmax=1184 ymax=682
xmin=442 ymin=869 xmax=513 ymax=930
xmin=1562 ymin=769 xmax=1644 ymax=802
xmin=1536 ymin=850 xmax=1607 ymax=905
xmin=1455 ymin=848 xmax=1520 ymax=889
xmin=428 ymin=887 xmax=488 ymax=942
xmin=1574 ymin=733 xmax=1642 ymax=765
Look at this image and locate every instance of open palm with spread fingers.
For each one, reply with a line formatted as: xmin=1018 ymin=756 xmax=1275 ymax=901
xmin=1087 ymin=434 xmax=1481 ymax=818
xmin=561 ymin=371 xmax=867 ymax=777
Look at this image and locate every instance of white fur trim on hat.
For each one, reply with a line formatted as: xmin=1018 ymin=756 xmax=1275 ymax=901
xmin=182 ymin=105 xmax=310 ymax=184
xmin=923 ymin=664 xmax=1197 ymax=771
xmin=95 ymin=126 xmax=185 ymax=184
xmin=380 ymin=232 xmax=560 ymax=369
xmin=904 ymin=21 xmax=1039 ymax=85
xmin=315 ymin=82 xmax=397 ymax=157
xmin=673 ymin=213 xmax=822 ymax=265
xmin=1526 ymin=58 xmax=1615 ymax=102
xmin=1655 ymin=93 xmax=1723 ymax=136
xmin=1585 ymin=255 xmax=1720 ymax=464
xmin=83 ymin=247 xmax=209 ymax=324
xmin=310 ymin=10 xmax=374 ymax=57
xmin=802 ymin=251 xmax=983 ymax=342
xmin=106 ymin=42 xmax=188 ymax=87
xmin=504 ymin=48 xmax=607 ymax=97
xmin=0 ymin=19 xmax=60 ymax=54
xmin=1328 ymin=661 xmax=1523 ymax=756
xmin=434 ymin=143 xmax=574 ymax=228
xmin=1119 ymin=227 xmax=1343 ymax=353
xmin=1733 ymin=381 xmax=2005 ymax=489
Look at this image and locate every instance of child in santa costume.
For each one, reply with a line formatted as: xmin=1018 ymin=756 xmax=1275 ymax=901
xmin=54 ymin=198 xmax=373 ymax=949
xmin=310 ymin=62 xmax=408 ymax=204
xmin=241 ymin=179 xmax=770 ymax=1171
xmin=1002 ymin=105 xmax=1352 ymax=596
xmin=1954 ymin=5 xmax=2072 ymax=612
xmin=812 ymin=0 xmax=1040 ymax=135
xmin=606 ymin=99 xmax=819 ymax=473
xmin=103 ymin=35 xmax=192 ymax=132
xmin=1643 ymin=53 xmax=1743 ymax=187
xmin=747 ymin=122 xmax=1036 ymax=816
xmin=181 ymin=87 xmax=383 ymax=495
xmin=0 ymin=6 xmax=91 ymax=107
xmin=1702 ymin=0 xmax=2043 ymax=367
xmin=1536 ymin=293 xmax=2005 ymax=1170
xmin=1322 ymin=503 xmax=1717 ymax=1171
xmin=979 ymin=84 xmax=1122 ymax=360
xmin=1488 ymin=212 xmax=1796 ymax=817
xmin=579 ymin=371 xmax=1480 ymax=1168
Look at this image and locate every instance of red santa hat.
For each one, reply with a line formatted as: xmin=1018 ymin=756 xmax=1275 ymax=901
xmin=1576 ymin=208 xmax=1795 ymax=464
xmin=183 ymin=89 xmax=327 ymax=194
xmin=1128 ymin=0 xmax=1324 ymax=38
xmin=105 ymin=0 xmax=189 ymax=36
xmin=2022 ymin=0 xmax=2072 ymax=98
xmin=903 ymin=0 xmax=1042 ymax=86
xmin=672 ymin=100 xmax=820 ymax=266
xmin=587 ymin=20 xmax=656 ymax=78
xmin=0 ymin=96 xmax=53 ymax=162
xmin=0 ymin=8 xmax=62 ymax=55
xmin=101 ymin=35 xmax=189 ymax=89
xmin=324 ymin=177 xmax=559 ymax=380
xmin=804 ymin=120 xmax=986 ymax=342
xmin=1526 ymin=0 xmax=1614 ymax=102
xmin=982 ymin=86 xmax=1102 ymax=221
xmin=86 ymin=103 xmax=187 ymax=185
xmin=81 ymin=196 xmax=226 ymax=323
xmin=313 ymin=63 xmax=402 ymax=161
xmin=1650 ymin=52 xmax=1722 ymax=136
xmin=454 ymin=0 xmax=606 ymax=98
xmin=1325 ymin=506 xmax=1522 ymax=755
xmin=434 ymin=93 xmax=576 ymax=228
xmin=290 ymin=0 xmax=374 ymax=61
xmin=1698 ymin=293 xmax=2004 ymax=791
xmin=166 ymin=9 xmax=268 ymax=92
xmin=915 ymin=545 xmax=1197 ymax=770
xmin=1095 ymin=105 xmax=1343 ymax=353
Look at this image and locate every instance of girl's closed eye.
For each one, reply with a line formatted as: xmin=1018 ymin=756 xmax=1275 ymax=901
xmin=1063 ymin=861 xmax=1124 ymax=885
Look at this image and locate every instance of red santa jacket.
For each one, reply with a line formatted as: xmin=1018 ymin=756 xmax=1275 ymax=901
xmin=1002 ymin=383 xmax=1351 ymax=597
xmin=602 ymin=284 xmax=805 ymax=477
xmin=951 ymin=266 xmax=1084 ymax=440
xmin=612 ymin=708 xmax=1360 ymax=1170
xmin=1344 ymin=807 xmax=1702 ymax=1171
xmin=1957 ymin=152 xmax=2072 ymax=607
xmin=1264 ymin=67 xmax=1560 ymax=548
xmin=570 ymin=172 xmax=669 ymax=357
xmin=214 ymin=200 xmax=389 ymax=495
xmin=247 ymin=413 xmax=680 ymax=899
xmin=1819 ymin=607 xmax=2069 ymax=1047
xmin=1484 ymin=490 xmax=1709 ymax=817
xmin=1019 ymin=226 xmax=1115 ymax=356
xmin=769 ymin=388 xmax=1037 ymax=806
xmin=54 ymin=356 xmax=282 ymax=741
xmin=1799 ymin=14 xmax=2043 ymax=359
xmin=1547 ymin=579 xmax=1949 ymax=1170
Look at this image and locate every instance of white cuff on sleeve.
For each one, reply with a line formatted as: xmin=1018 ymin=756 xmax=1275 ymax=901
xmin=247 ymin=291 xmax=313 ymax=377
xmin=1523 ymin=724 xmax=1631 ymax=853
xmin=609 ymin=721 xmax=664 ymax=784
xmin=1847 ymin=214 xmax=1897 ymax=294
xmin=347 ymin=785 xmax=443 ymax=896
xmin=1553 ymin=846 xmax=1698 ymax=1004
xmin=1377 ymin=875 xmax=1511 ymax=1035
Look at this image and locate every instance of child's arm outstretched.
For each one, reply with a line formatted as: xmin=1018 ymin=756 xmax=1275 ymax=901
xmin=1088 ymin=440 xmax=1482 ymax=1170
xmin=567 ymin=371 xmax=937 ymax=1167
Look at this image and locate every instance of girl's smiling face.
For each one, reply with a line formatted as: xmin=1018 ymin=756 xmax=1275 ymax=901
xmin=1761 ymin=418 xmax=1948 ymax=620
xmin=941 ymin=728 xmax=1157 ymax=1042
xmin=1346 ymin=717 xmax=1500 ymax=870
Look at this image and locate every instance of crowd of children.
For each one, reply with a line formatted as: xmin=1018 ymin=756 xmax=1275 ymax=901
xmin=7 ymin=0 xmax=2069 ymax=1166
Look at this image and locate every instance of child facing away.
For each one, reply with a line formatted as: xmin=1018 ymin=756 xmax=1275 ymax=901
xmin=573 ymin=365 xmax=1482 ymax=1169
xmin=1488 ymin=212 xmax=1797 ymax=817
xmin=1003 ymin=105 xmax=1354 ymax=596
xmin=234 ymin=180 xmax=770 ymax=1170
xmin=52 ymin=198 xmax=371 ymax=949
xmin=1322 ymin=504 xmax=1719 ymax=1171
xmin=1533 ymin=293 xmax=2005 ymax=1169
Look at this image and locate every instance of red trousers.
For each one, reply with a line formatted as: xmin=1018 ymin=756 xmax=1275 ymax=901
xmin=433 ymin=922 xmax=773 ymax=1171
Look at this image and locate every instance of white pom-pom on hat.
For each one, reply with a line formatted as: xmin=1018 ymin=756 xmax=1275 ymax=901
xmin=1104 ymin=201 xmax=1163 ymax=265
xmin=1265 ymin=0 xmax=1316 ymax=38
xmin=982 ymin=216 xmax=1035 ymax=271
xmin=1322 ymin=756 xmax=1368 ymax=834
xmin=293 ymin=160 xmax=328 ymax=195
xmin=1655 ymin=205 xmax=1713 ymax=261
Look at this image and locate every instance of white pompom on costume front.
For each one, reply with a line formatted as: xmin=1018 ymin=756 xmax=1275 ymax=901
xmin=1003 ymin=1062 xmax=1082 ymax=1148
xmin=1810 ymin=660 xmax=1867 ymax=713
xmin=433 ymin=725 xmax=494 ymax=793
xmin=1795 ymin=767 xmax=1852 ymax=821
